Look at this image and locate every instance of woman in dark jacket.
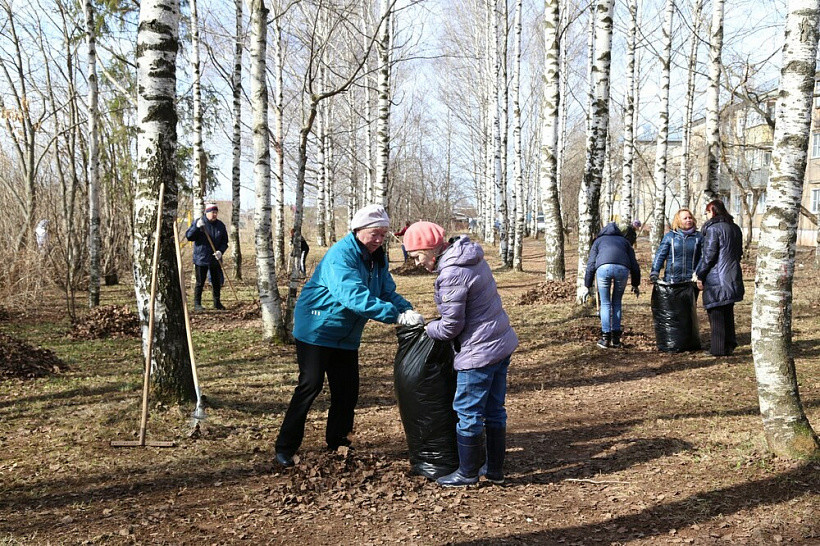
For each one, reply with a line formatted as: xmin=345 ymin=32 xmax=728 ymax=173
xmin=695 ymin=200 xmax=744 ymax=356
xmin=650 ymin=208 xmax=702 ymax=283
xmin=584 ymin=222 xmax=642 ymax=349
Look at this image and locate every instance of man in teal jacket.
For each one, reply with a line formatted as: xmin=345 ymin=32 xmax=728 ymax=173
xmin=275 ymin=204 xmax=424 ymax=467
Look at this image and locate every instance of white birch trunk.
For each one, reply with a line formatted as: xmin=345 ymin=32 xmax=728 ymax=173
xmin=316 ymin=79 xmax=327 ymax=247
xmin=189 ymin=0 xmax=205 ymax=219
xmin=680 ymin=0 xmax=702 ymax=210
xmin=649 ymin=0 xmax=674 ymax=255
xmin=135 ymin=0 xmax=193 ymax=401
xmin=576 ymin=0 xmax=614 ymax=303
xmin=250 ymin=0 xmax=285 ymax=341
xmin=362 ymin=1 xmax=374 ymax=205
xmin=540 ymin=0 xmax=565 ymax=280
xmin=374 ymin=0 xmax=391 ymax=207
xmin=273 ymin=10 xmax=285 ymax=271
xmin=751 ymin=0 xmax=820 ymax=459
xmin=705 ymin=0 xmax=724 ymax=200
xmin=621 ymin=0 xmax=638 ymax=223
xmin=511 ymin=0 xmax=525 ymax=271
xmin=85 ymin=0 xmax=101 ymax=307
xmin=231 ymin=0 xmax=244 ymax=279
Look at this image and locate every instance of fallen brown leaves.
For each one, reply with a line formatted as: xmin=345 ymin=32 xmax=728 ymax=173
xmin=0 ymin=332 xmax=67 ymax=379
xmin=517 ymin=281 xmax=576 ymax=305
xmin=68 ymin=305 xmax=140 ymax=340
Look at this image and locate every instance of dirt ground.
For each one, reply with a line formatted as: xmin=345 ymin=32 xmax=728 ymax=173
xmin=1 ymin=237 xmax=819 ymax=545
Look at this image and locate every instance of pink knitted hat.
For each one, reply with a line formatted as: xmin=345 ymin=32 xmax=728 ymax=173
xmin=403 ymin=221 xmax=446 ymax=252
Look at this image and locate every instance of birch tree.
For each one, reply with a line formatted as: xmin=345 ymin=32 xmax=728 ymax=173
xmin=576 ymin=0 xmax=614 ymax=302
xmin=134 ymin=0 xmax=193 ymax=401
xmin=230 ymin=0 xmax=244 ymax=279
xmin=540 ymin=0 xmax=564 ymax=280
xmin=679 ymin=0 xmax=702 ymax=209
xmin=621 ymin=0 xmax=638 ymax=223
xmin=374 ymin=0 xmax=391 ymax=206
xmin=273 ymin=6 xmax=285 ymax=272
xmin=704 ymin=0 xmax=724 ymax=200
xmin=751 ymin=0 xmax=820 ymax=459
xmin=511 ymin=0 xmax=524 ymax=271
xmin=249 ymin=0 xmax=286 ymax=342
xmin=649 ymin=0 xmax=674 ymax=255
xmin=189 ymin=0 xmax=206 ymax=219
xmin=85 ymin=0 xmax=101 ymax=307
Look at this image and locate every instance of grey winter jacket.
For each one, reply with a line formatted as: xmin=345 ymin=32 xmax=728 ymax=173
xmin=651 ymin=229 xmax=703 ymax=283
xmin=425 ymin=236 xmax=518 ymax=371
xmin=695 ymin=215 xmax=744 ymax=309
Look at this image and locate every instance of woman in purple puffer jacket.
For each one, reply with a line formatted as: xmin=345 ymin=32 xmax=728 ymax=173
xmin=403 ymin=221 xmax=519 ymax=487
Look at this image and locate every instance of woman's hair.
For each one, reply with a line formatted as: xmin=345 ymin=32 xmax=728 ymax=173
xmin=671 ymin=208 xmax=697 ymax=231
xmin=705 ymin=199 xmax=731 ymax=219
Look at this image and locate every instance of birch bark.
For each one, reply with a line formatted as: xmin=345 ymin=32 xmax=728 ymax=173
xmin=576 ymin=0 xmax=614 ymax=302
xmin=231 ymin=0 xmax=244 ymax=279
xmin=134 ymin=0 xmax=193 ymax=401
xmin=679 ymin=0 xmax=702 ymax=210
xmin=511 ymin=0 xmax=525 ymax=271
xmin=621 ymin=0 xmax=638 ymax=223
xmin=250 ymin=0 xmax=286 ymax=341
xmin=189 ymin=0 xmax=205 ymax=219
xmin=751 ymin=0 xmax=820 ymax=459
xmin=705 ymin=0 xmax=724 ymax=200
xmin=540 ymin=0 xmax=565 ymax=280
xmin=85 ymin=0 xmax=101 ymax=307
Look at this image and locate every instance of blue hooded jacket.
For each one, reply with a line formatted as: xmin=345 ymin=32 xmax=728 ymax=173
xmin=584 ymin=223 xmax=641 ymax=289
xmin=292 ymin=232 xmax=413 ymax=350
xmin=185 ymin=217 xmax=228 ymax=267
xmin=651 ymin=229 xmax=703 ymax=283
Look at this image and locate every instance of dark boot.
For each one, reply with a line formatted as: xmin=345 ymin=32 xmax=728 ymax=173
xmin=597 ymin=331 xmax=611 ymax=349
xmin=484 ymin=426 xmax=506 ymax=484
xmin=194 ymin=285 xmax=205 ymax=312
xmin=436 ymin=433 xmax=485 ymax=487
xmin=610 ymin=330 xmax=622 ymax=348
xmin=213 ymin=285 xmax=225 ymax=310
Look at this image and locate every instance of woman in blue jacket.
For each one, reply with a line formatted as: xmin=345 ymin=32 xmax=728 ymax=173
xmin=695 ymin=200 xmax=744 ymax=356
xmin=274 ymin=204 xmax=423 ymax=467
xmin=584 ymin=222 xmax=642 ymax=349
xmin=650 ymin=208 xmax=702 ymax=284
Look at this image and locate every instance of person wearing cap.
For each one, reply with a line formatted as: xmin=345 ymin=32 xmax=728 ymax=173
xmin=404 ymin=222 xmax=518 ymax=487
xmin=274 ymin=204 xmax=423 ymax=467
xmin=185 ymin=203 xmax=229 ymax=311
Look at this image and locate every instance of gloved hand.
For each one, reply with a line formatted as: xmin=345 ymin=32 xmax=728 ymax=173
xmin=397 ymin=310 xmax=425 ymax=326
xmin=691 ymin=272 xmax=699 ymax=283
xmin=214 ymin=250 xmax=223 ymax=261
xmin=196 ymin=218 xmax=206 ymax=229
xmin=650 ymin=273 xmax=659 ymax=284
xmin=579 ymin=286 xmax=590 ymax=304
xmin=631 ymin=285 xmax=640 ymax=298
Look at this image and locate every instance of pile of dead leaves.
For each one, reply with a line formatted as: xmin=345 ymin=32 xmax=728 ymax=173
xmin=390 ymin=262 xmax=432 ymax=276
xmin=227 ymin=300 xmax=261 ymax=320
xmin=517 ymin=281 xmax=576 ymax=305
xmin=69 ymin=305 xmax=140 ymax=340
xmin=0 ymin=332 xmax=67 ymax=379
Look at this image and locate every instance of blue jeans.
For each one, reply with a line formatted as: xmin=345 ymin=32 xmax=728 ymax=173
xmin=596 ymin=264 xmax=629 ymax=333
xmin=453 ymin=355 xmax=510 ymax=437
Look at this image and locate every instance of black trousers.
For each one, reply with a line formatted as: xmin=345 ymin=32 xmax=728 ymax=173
xmin=194 ymin=262 xmax=222 ymax=303
xmin=707 ymin=303 xmax=737 ymax=356
xmin=275 ymin=340 xmax=359 ymax=456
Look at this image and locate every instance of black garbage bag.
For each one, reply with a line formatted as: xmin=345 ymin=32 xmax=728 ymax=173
xmin=651 ymin=281 xmax=701 ymax=352
xmin=394 ymin=324 xmax=459 ymax=479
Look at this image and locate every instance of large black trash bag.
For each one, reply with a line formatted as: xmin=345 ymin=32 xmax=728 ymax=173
xmin=394 ymin=324 xmax=459 ymax=479
xmin=651 ymin=281 xmax=701 ymax=352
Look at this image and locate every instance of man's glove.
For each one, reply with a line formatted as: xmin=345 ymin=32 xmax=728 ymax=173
xmin=397 ymin=310 xmax=425 ymax=326
xmin=579 ymin=286 xmax=590 ymax=304
xmin=650 ymin=273 xmax=658 ymax=284
xmin=691 ymin=272 xmax=699 ymax=283
xmin=214 ymin=250 xmax=223 ymax=261
xmin=196 ymin=218 xmax=206 ymax=229
xmin=631 ymin=285 xmax=640 ymax=298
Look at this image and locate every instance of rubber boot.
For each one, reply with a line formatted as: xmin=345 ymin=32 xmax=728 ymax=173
xmin=436 ymin=433 xmax=484 ymax=487
xmin=596 ymin=331 xmax=611 ymax=349
xmin=194 ymin=285 xmax=205 ymax=312
xmin=610 ymin=330 xmax=622 ymax=348
xmin=484 ymin=426 xmax=506 ymax=484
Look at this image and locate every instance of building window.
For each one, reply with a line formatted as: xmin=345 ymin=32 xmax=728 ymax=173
xmin=813 ymin=133 xmax=820 ymax=158
xmin=757 ymin=192 xmax=766 ymax=212
xmin=815 ymin=81 xmax=820 ymax=108
xmin=812 ymin=189 xmax=820 ymax=213
xmin=733 ymin=194 xmax=742 ymax=213
xmin=763 ymin=151 xmax=771 ymax=165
